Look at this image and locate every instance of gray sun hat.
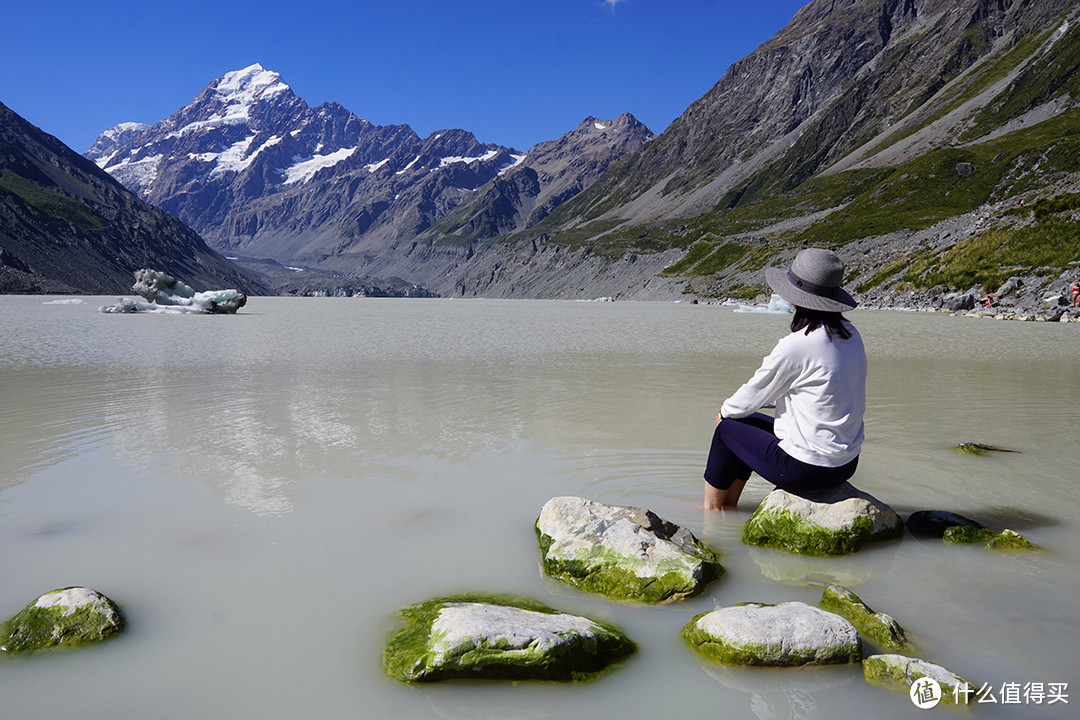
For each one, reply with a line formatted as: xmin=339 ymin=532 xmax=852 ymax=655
xmin=764 ymin=248 xmax=857 ymax=312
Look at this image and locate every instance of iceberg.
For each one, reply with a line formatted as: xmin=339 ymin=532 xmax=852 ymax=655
xmin=734 ymin=294 xmax=793 ymax=314
xmin=100 ymin=269 xmax=247 ymax=314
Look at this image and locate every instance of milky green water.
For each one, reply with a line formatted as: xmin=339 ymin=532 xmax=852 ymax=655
xmin=1 ymin=296 xmax=1077 ymax=719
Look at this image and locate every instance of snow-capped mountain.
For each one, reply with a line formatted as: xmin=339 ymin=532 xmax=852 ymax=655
xmin=86 ymin=64 xmax=652 ymax=290
xmin=87 ymin=64 xmax=524 ymax=262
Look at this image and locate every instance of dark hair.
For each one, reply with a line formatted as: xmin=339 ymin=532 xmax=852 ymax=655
xmin=791 ymin=306 xmax=852 ymax=340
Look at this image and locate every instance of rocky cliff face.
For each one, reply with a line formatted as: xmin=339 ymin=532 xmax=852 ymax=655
xmin=423 ymin=114 xmax=654 ymax=242
xmin=0 ymin=101 xmax=266 ymax=295
xmin=522 ymin=0 xmax=1080 ymax=305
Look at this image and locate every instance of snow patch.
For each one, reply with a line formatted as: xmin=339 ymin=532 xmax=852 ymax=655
xmin=282 ymin=146 xmax=356 ymax=185
xmin=397 ymin=155 xmax=422 ymax=174
xmin=594 ymin=122 xmax=608 ymax=130
xmin=439 ymin=149 xmax=499 ymax=168
xmin=498 ymin=153 xmax=527 ymax=176
xmin=366 ymin=158 xmax=390 ymax=173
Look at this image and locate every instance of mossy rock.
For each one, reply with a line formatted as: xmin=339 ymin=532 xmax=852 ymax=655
xmin=536 ymin=496 xmax=723 ymax=603
xmin=942 ymin=525 xmax=997 ymax=544
xmin=681 ymin=601 xmax=861 ymax=667
xmin=743 ymin=484 xmax=903 ymax=556
xmin=819 ymin=585 xmax=913 ymax=653
xmin=985 ymin=529 xmax=1040 ymax=550
xmin=863 ymin=654 xmax=973 ymax=705
xmin=1 ymin=587 xmax=124 ymax=653
xmin=905 ymin=510 xmax=984 ymax=539
xmin=383 ymin=593 xmax=636 ymax=683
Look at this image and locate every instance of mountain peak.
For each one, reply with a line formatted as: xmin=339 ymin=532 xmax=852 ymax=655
xmin=215 ymin=64 xmax=290 ymax=103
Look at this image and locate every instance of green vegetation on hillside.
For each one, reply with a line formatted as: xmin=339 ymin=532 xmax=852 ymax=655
xmin=0 ymin=170 xmax=107 ymax=231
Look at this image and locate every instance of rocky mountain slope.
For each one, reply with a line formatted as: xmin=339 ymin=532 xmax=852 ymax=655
xmin=87 ymin=65 xmax=652 ymax=294
xmin=0 ymin=101 xmax=266 ymax=295
xmin=525 ymin=0 xmax=1080 ymax=310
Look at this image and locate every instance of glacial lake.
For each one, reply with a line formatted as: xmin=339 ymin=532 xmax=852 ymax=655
xmin=1 ymin=295 xmax=1078 ymax=719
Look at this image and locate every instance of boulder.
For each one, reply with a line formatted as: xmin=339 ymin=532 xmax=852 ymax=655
xmin=535 ymin=496 xmax=722 ymax=603
xmin=1 ymin=587 xmax=124 ymax=653
xmin=863 ymin=654 xmax=973 ymax=705
xmin=905 ymin=510 xmax=984 ymax=539
xmin=682 ymin=601 xmax=861 ymax=667
xmin=383 ymin=594 xmax=636 ymax=682
xmin=819 ymin=585 xmax=913 ymax=652
xmin=742 ymin=483 xmax=903 ymax=556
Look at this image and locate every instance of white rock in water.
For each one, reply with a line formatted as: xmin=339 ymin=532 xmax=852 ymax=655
xmin=430 ymin=603 xmax=603 ymax=664
xmin=683 ymin=601 xmax=861 ymax=666
xmin=536 ymin=496 xmax=722 ymax=602
xmin=743 ymin=482 xmax=903 ymax=555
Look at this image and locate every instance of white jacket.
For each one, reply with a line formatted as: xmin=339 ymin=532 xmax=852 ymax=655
xmin=720 ymin=323 xmax=866 ymax=467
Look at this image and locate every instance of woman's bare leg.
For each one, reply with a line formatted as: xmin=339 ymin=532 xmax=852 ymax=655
xmin=704 ymin=478 xmax=747 ymax=510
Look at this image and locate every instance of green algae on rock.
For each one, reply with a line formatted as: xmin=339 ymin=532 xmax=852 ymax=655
xmin=985 ymin=528 xmax=1040 ymax=550
xmin=742 ymin=484 xmax=903 ymax=556
xmin=536 ymin=496 xmax=723 ymax=603
xmin=863 ymin=654 xmax=974 ymax=705
xmin=942 ymin=524 xmax=997 ymax=544
xmin=383 ymin=594 xmax=636 ymax=683
xmin=1 ymin=587 xmax=124 ymax=653
xmin=819 ymin=585 xmax=913 ymax=652
xmin=681 ymin=601 xmax=861 ymax=667
xmin=954 ymin=442 xmax=1020 ymax=456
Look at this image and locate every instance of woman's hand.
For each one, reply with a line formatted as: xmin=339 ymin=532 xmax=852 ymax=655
xmin=715 ymin=411 xmax=723 ymax=426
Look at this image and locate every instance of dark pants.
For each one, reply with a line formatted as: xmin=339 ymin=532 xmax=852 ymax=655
xmin=704 ymin=413 xmax=858 ymax=492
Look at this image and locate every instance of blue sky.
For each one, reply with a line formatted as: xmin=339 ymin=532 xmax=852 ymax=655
xmin=4 ymin=0 xmax=808 ymax=153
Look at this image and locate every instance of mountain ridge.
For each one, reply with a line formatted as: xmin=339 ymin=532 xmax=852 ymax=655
xmin=0 ymin=100 xmax=267 ymax=295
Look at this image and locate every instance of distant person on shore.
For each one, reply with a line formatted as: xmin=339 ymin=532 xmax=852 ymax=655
xmin=703 ymin=249 xmax=867 ymax=510
xmin=1071 ymin=280 xmax=1080 ymax=307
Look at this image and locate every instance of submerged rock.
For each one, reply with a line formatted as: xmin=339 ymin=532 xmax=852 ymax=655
xmin=906 ymin=510 xmax=984 ymax=539
xmin=863 ymin=654 xmax=973 ymax=705
xmin=941 ymin=525 xmax=1040 ymax=549
xmin=682 ymin=601 xmax=861 ymax=667
xmin=954 ymin=442 xmax=1020 ymax=456
xmin=819 ymin=585 xmax=913 ymax=652
xmin=383 ymin=594 xmax=636 ymax=682
xmin=742 ymin=483 xmax=903 ymax=556
xmin=535 ymin=496 xmax=723 ymax=603
xmin=1 ymin=587 xmax=124 ymax=653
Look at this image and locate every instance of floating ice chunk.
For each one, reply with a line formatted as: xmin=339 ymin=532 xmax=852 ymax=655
xmin=734 ymin=294 xmax=793 ymax=314
xmin=100 ymin=269 xmax=246 ymax=314
xmin=43 ymin=298 xmax=85 ymax=305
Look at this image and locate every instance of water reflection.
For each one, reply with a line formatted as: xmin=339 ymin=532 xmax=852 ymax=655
xmin=698 ymin=662 xmax=854 ymax=720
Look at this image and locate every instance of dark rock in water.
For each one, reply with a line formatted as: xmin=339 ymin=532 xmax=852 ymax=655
xmin=535 ymin=496 xmax=723 ymax=603
xmin=382 ymin=594 xmax=636 ymax=682
xmin=1 ymin=587 xmax=124 ymax=653
xmin=682 ymin=601 xmax=861 ymax=667
xmin=819 ymin=585 xmax=913 ymax=652
xmin=742 ymin=483 xmax=903 ymax=556
xmin=906 ymin=510 xmax=984 ymax=539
